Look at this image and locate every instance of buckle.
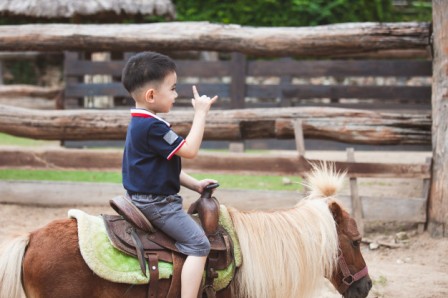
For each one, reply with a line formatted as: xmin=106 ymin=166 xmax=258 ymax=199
xmin=342 ymin=275 xmax=355 ymax=286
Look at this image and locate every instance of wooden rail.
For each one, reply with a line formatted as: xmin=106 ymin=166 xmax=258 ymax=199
xmin=0 ymin=104 xmax=431 ymax=144
xmin=0 ymin=22 xmax=430 ymax=56
xmin=63 ymin=52 xmax=432 ymax=110
xmin=0 ymin=148 xmax=431 ymax=179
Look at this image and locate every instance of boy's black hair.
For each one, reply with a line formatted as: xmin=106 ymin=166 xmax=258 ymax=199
xmin=121 ymin=51 xmax=176 ymax=94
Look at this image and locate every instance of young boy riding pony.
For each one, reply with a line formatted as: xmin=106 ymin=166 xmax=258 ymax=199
xmin=121 ymin=51 xmax=218 ymax=298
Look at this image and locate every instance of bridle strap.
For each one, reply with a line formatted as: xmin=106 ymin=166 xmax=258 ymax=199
xmin=337 ymin=250 xmax=369 ymax=293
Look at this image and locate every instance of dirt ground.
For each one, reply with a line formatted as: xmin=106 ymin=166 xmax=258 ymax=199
xmin=1 ymin=151 xmax=447 ymax=297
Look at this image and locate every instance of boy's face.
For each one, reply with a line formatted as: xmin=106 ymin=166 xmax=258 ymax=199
xmin=151 ymin=71 xmax=178 ymax=113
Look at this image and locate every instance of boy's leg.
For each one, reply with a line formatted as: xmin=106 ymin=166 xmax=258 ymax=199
xmin=132 ymin=195 xmax=210 ymax=297
xmin=181 ymin=255 xmax=207 ymax=298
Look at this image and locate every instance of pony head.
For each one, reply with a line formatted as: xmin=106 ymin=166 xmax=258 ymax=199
xmin=328 ymin=200 xmax=371 ymax=298
xmin=306 ymin=162 xmax=372 ymax=298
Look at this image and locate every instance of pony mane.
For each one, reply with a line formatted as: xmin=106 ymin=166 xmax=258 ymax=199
xmin=228 ymin=199 xmax=338 ymax=298
xmin=304 ymin=162 xmax=346 ymax=199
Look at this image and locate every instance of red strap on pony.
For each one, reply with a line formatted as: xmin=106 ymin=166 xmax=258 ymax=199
xmin=337 ymin=249 xmax=369 ymax=293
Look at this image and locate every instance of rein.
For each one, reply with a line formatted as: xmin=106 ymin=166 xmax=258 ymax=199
xmin=337 ymin=248 xmax=369 ymax=294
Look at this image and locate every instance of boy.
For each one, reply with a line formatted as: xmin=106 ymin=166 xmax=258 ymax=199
xmin=121 ymin=51 xmax=218 ymax=298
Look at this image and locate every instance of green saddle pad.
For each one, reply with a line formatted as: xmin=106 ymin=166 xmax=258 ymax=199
xmin=68 ymin=205 xmax=241 ymax=291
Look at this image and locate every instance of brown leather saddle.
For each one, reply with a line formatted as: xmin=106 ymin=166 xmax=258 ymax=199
xmin=104 ymin=184 xmax=234 ymax=298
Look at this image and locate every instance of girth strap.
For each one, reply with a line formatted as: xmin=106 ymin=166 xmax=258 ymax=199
xmin=166 ymin=253 xmax=184 ymax=298
xmin=147 ymin=253 xmax=159 ymax=298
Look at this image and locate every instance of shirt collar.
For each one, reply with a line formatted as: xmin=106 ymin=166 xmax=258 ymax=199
xmin=130 ymin=108 xmax=171 ymax=127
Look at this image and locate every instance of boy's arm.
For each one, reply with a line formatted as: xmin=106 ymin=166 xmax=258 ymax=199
xmin=176 ymin=86 xmax=217 ymax=159
xmin=180 ymin=170 xmax=217 ymax=194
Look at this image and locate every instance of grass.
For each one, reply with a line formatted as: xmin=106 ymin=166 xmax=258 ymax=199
xmin=373 ymin=275 xmax=388 ymax=287
xmin=0 ymin=169 xmax=122 ymax=183
xmin=0 ymin=132 xmax=58 ymax=147
xmin=0 ymin=133 xmax=302 ymax=191
xmin=0 ymin=169 xmax=302 ymax=191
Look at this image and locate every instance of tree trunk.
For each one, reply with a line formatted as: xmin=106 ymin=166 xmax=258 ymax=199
xmin=428 ymin=0 xmax=448 ymax=237
xmin=0 ymin=104 xmax=431 ymax=144
xmin=0 ymin=22 xmax=430 ymax=57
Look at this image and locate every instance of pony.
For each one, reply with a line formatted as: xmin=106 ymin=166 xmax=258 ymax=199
xmin=0 ymin=163 xmax=371 ymax=298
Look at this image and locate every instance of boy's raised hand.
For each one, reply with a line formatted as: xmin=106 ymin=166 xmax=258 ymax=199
xmin=191 ymin=85 xmax=218 ymax=112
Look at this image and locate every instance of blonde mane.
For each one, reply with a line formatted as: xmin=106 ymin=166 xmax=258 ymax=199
xmin=228 ymin=163 xmax=343 ymax=298
xmin=228 ymin=199 xmax=338 ymax=298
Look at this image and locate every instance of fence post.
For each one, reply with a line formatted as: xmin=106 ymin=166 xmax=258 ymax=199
xmin=346 ymin=148 xmax=364 ymax=235
xmin=421 ymin=157 xmax=432 ymax=234
xmin=0 ymin=61 xmax=3 ymax=85
xmin=230 ymin=52 xmax=246 ymax=109
xmin=292 ymin=119 xmax=306 ymax=157
xmin=428 ymin=0 xmax=448 ymax=237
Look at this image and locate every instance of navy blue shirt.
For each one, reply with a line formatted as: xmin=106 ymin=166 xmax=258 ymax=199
xmin=122 ymin=108 xmax=185 ymax=195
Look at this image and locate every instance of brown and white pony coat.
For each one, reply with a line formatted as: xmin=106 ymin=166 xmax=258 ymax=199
xmin=0 ymin=163 xmax=371 ymax=298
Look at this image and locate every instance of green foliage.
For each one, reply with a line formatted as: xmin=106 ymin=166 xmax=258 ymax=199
xmin=3 ymin=60 xmax=38 ymax=85
xmin=173 ymin=0 xmax=431 ymax=27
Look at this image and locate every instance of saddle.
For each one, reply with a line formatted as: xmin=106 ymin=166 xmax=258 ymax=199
xmin=104 ymin=184 xmax=234 ymax=298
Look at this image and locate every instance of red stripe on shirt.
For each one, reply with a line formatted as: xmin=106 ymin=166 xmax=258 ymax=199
xmin=131 ymin=113 xmax=153 ymax=118
xmin=167 ymin=139 xmax=186 ymax=160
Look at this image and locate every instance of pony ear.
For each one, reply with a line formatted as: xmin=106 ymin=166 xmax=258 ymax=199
xmin=328 ymin=201 xmax=344 ymax=225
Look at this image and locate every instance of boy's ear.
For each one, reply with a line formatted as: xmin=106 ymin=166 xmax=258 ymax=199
xmin=144 ymin=88 xmax=155 ymax=103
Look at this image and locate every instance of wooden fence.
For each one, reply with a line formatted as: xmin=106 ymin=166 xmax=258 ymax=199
xmin=63 ymin=51 xmax=432 ymax=110
xmin=0 ymin=10 xmax=446 ymax=236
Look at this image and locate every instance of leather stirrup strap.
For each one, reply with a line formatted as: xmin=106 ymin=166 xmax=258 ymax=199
xmin=203 ymin=259 xmax=218 ymax=298
xmin=166 ymin=253 xmax=185 ymax=298
xmin=130 ymin=227 xmax=147 ymax=276
xmin=147 ymin=253 xmax=159 ymax=298
xmin=203 ymin=285 xmax=216 ymax=298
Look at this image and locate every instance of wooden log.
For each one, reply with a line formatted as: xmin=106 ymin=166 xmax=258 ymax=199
xmin=0 ymin=97 xmax=55 ymax=110
xmin=329 ymin=49 xmax=431 ymax=60
xmin=428 ymin=0 xmax=448 ymax=237
xmin=0 ymin=148 xmax=431 ymax=179
xmin=0 ymin=104 xmax=431 ymax=144
xmin=0 ymin=85 xmax=61 ymax=99
xmin=0 ymin=22 xmax=430 ymax=57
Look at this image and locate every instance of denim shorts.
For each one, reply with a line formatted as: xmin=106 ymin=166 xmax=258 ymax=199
xmin=129 ymin=193 xmax=210 ymax=257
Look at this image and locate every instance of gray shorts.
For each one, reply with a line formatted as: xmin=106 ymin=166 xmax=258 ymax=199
xmin=129 ymin=193 xmax=210 ymax=257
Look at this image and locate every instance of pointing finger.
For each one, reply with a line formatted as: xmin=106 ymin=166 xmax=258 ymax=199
xmin=192 ymin=85 xmax=200 ymax=99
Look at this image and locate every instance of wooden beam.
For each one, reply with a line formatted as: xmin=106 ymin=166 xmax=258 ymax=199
xmin=0 ymin=104 xmax=431 ymax=144
xmin=0 ymin=148 xmax=431 ymax=179
xmin=0 ymin=85 xmax=61 ymax=99
xmin=247 ymin=60 xmax=432 ymax=77
xmin=0 ymin=22 xmax=430 ymax=56
xmin=428 ymin=0 xmax=448 ymax=237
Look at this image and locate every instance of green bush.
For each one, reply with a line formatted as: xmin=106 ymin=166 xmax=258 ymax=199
xmin=174 ymin=0 xmax=431 ymax=26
